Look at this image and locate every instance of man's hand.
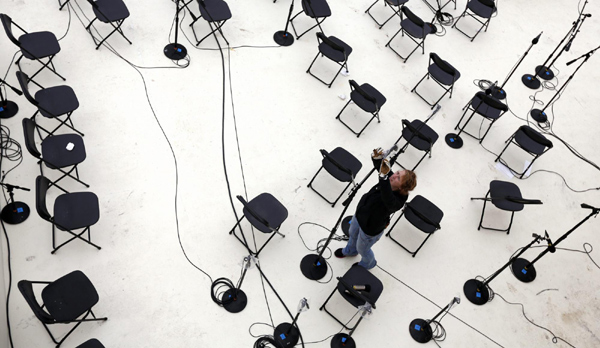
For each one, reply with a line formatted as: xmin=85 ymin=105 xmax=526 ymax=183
xmin=379 ymin=159 xmax=391 ymax=176
xmin=372 ymin=148 xmax=384 ymax=160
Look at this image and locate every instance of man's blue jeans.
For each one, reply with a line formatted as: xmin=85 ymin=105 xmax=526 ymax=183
xmin=342 ymin=215 xmax=384 ymax=269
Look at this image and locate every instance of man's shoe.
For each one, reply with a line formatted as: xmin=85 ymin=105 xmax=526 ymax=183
xmin=335 ymin=248 xmax=346 ymax=258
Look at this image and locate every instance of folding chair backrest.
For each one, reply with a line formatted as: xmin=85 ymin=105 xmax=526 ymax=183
xmin=0 ymin=14 xmax=20 ymax=46
xmin=479 ymin=0 xmax=496 ymax=9
xmin=320 ymin=149 xmax=353 ymax=177
xmin=236 ymin=195 xmax=272 ymax=229
xmin=430 ymin=53 xmax=455 ymax=76
xmin=520 ymin=126 xmax=553 ymax=149
xmin=15 ymin=71 xmax=38 ymax=106
xmin=402 ymin=7 xmax=424 ymax=28
xmin=316 ymin=32 xmax=345 ymax=52
xmin=22 ymin=118 xmax=42 ymax=159
xmin=349 ymin=80 xmax=377 ymax=104
xmin=475 ymin=92 xmax=508 ymax=112
xmin=17 ymin=280 xmax=55 ymax=324
xmin=35 ymin=176 xmax=53 ymax=222
xmin=402 ymin=119 xmax=432 ymax=144
xmin=405 ymin=201 xmax=441 ymax=229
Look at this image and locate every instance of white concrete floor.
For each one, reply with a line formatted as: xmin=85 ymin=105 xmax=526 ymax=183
xmin=1 ymin=0 xmax=599 ymax=347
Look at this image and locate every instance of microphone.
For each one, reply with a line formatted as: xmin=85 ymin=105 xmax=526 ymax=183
xmin=382 ymin=144 xmax=398 ymax=159
xmin=352 ymin=284 xmax=371 ymax=292
xmin=565 ymin=40 xmax=572 ymax=52
xmin=532 ymin=31 xmax=542 ymax=45
xmin=584 ymin=13 xmax=592 ymax=17
xmin=9 ymin=86 xmax=23 ymax=96
xmin=532 ymin=233 xmax=541 ymax=239
xmin=485 ymin=81 xmax=498 ymax=95
xmin=545 ymin=231 xmax=556 ymax=253
xmin=581 ymin=203 xmax=599 ymax=210
xmin=453 ymin=296 xmax=460 ymax=305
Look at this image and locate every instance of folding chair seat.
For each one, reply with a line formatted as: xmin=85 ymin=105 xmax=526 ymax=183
xmin=16 ymin=71 xmax=83 ymax=138
xmin=307 ymin=148 xmax=362 ymax=207
xmin=385 ymin=6 xmax=434 ymax=63
xmin=365 ymin=0 xmax=408 ymax=29
xmin=472 ymin=180 xmax=542 ymax=234
xmin=76 ymin=339 xmax=105 ymax=348
xmin=412 ymin=53 xmax=460 ymax=109
xmin=36 ymin=176 xmax=101 ymax=254
xmin=85 ymin=0 xmax=132 ymax=49
xmin=229 ymin=193 xmax=288 ymax=257
xmin=394 ymin=119 xmax=438 ymax=171
xmin=495 ymin=126 xmax=553 ymax=179
xmin=189 ymin=0 xmax=232 ymax=46
xmin=23 ymin=118 xmax=89 ymax=192
xmin=289 ymin=0 xmax=331 ymax=40
xmin=320 ymin=264 xmax=383 ymax=333
xmin=452 ymin=0 xmax=497 ymax=42
xmin=307 ymin=33 xmax=352 ymax=88
xmin=336 ymin=80 xmax=386 ymax=137
xmin=0 ymin=14 xmax=66 ymax=83
xmin=385 ymin=195 xmax=443 ymax=257
xmin=18 ymin=270 xmax=107 ymax=347
xmin=454 ymin=91 xmax=507 ymax=144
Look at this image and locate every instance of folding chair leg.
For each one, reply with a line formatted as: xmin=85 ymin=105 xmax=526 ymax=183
xmin=477 ymin=191 xmax=490 ymax=230
xmin=494 ymin=139 xmax=513 ymax=163
xmin=307 ymin=166 xmax=323 ymax=188
xmin=412 ymin=233 xmax=433 ymax=257
xmin=520 ymin=155 xmax=538 ymax=179
xmin=411 ymin=151 xmax=429 ymax=171
xmin=52 ymin=226 xmax=101 ymax=254
xmin=479 ymin=120 xmax=495 ymax=143
xmin=506 ymin=211 xmax=515 ymax=234
xmin=335 ymin=100 xmax=351 ymax=120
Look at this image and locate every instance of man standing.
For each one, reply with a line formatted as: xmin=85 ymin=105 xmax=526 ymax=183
xmin=335 ymin=148 xmax=417 ymax=269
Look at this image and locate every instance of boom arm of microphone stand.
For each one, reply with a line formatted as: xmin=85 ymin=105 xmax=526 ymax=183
xmin=566 ymin=44 xmax=600 ymax=66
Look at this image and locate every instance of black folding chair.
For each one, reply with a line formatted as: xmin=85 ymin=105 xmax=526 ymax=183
xmin=18 ymin=270 xmax=107 ymax=348
xmin=336 ymin=80 xmax=386 ymax=137
xmin=385 ymin=6 xmax=434 ymax=63
xmin=365 ymin=0 xmax=408 ymax=29
xmin=16 ymin=71 xmax=83 ymax=138
xmin=385 ymin=195 xmax=443 ymax=257
xmin=320 ymin=264 xmax=383 ymax=333
xmin=189 ymin=0 xmax=232 ymax=46
xmin=454 ymin=91 xmax=507 ymax=144
xmin=23 ymin=118 xmax=89 ymax=192
xmin=36 ymin=176 xmax=101 ymax=254
xmin=412 ymin=53 xmax=460 ymax=109
xmin=0 ymin=14 xmax=66 ymax=83
xmin=76 ymin=339 xmax=105 ymax=348
xmin=85 ymin=0 xmax=132 ymax=49
xmin=495 ymin=126 xmax=553 ymax=179
xmin=452 ymin=0 xmax=497 ymax=42
xmin=394 ymin=119 xmax=438 ymax=171
xmin=229 ymin=193 xmax=288 ymax=257
xmin=471 ymin=180 xmax=542 ymax=234
xmin=289 ymin=0 xmax=331 ymax=40
xmin=307 ymin=32 xmax=352 ymax=88
xmin=307 ymin=148 xmax=362 ymax=207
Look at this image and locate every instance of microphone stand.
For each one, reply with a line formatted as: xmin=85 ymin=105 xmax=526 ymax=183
xmin=164 ymin=0 xmax=188 ymax=60
xmin=273 ymin=0 xmax=295 ymax=46
xmin=522 ymin=1 xmax=590 ymax=89
xmin=273 ymin=298 xmax=308 ymax=347
xmin=530 ymin=44 xmax=600 ymax=123
xmin=511 ymin=204 xmax=600 ymax=283
xmin=0 ymin=77 xmax=22 ymax=119
xmin=409 ymin=297 xmax=459 ymax=343
xmin=0 ymin=183 xmax=31 ymax=224
xmin=222 ymin=256 xmax=251 ymax=313
xmin=490 ymin=32 xmax=542 ymax=100
xmin=464 ymin=234 xmax=545 ymax=305
xmin=300 ymin=148 xmax=403 ymax=280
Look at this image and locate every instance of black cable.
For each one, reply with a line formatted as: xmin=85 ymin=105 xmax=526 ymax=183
xmin=377 ymin=265 xmax=505 ymax=347
xmin=69 ymin=0 xmax=213 ymax=283
xmin=57 ymin=2 xmax=72 ymax=41
xmin=0 ymin=218 xmax=14 ymax=348
xmin=495 ymin=292 xmax=576 ymax=347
